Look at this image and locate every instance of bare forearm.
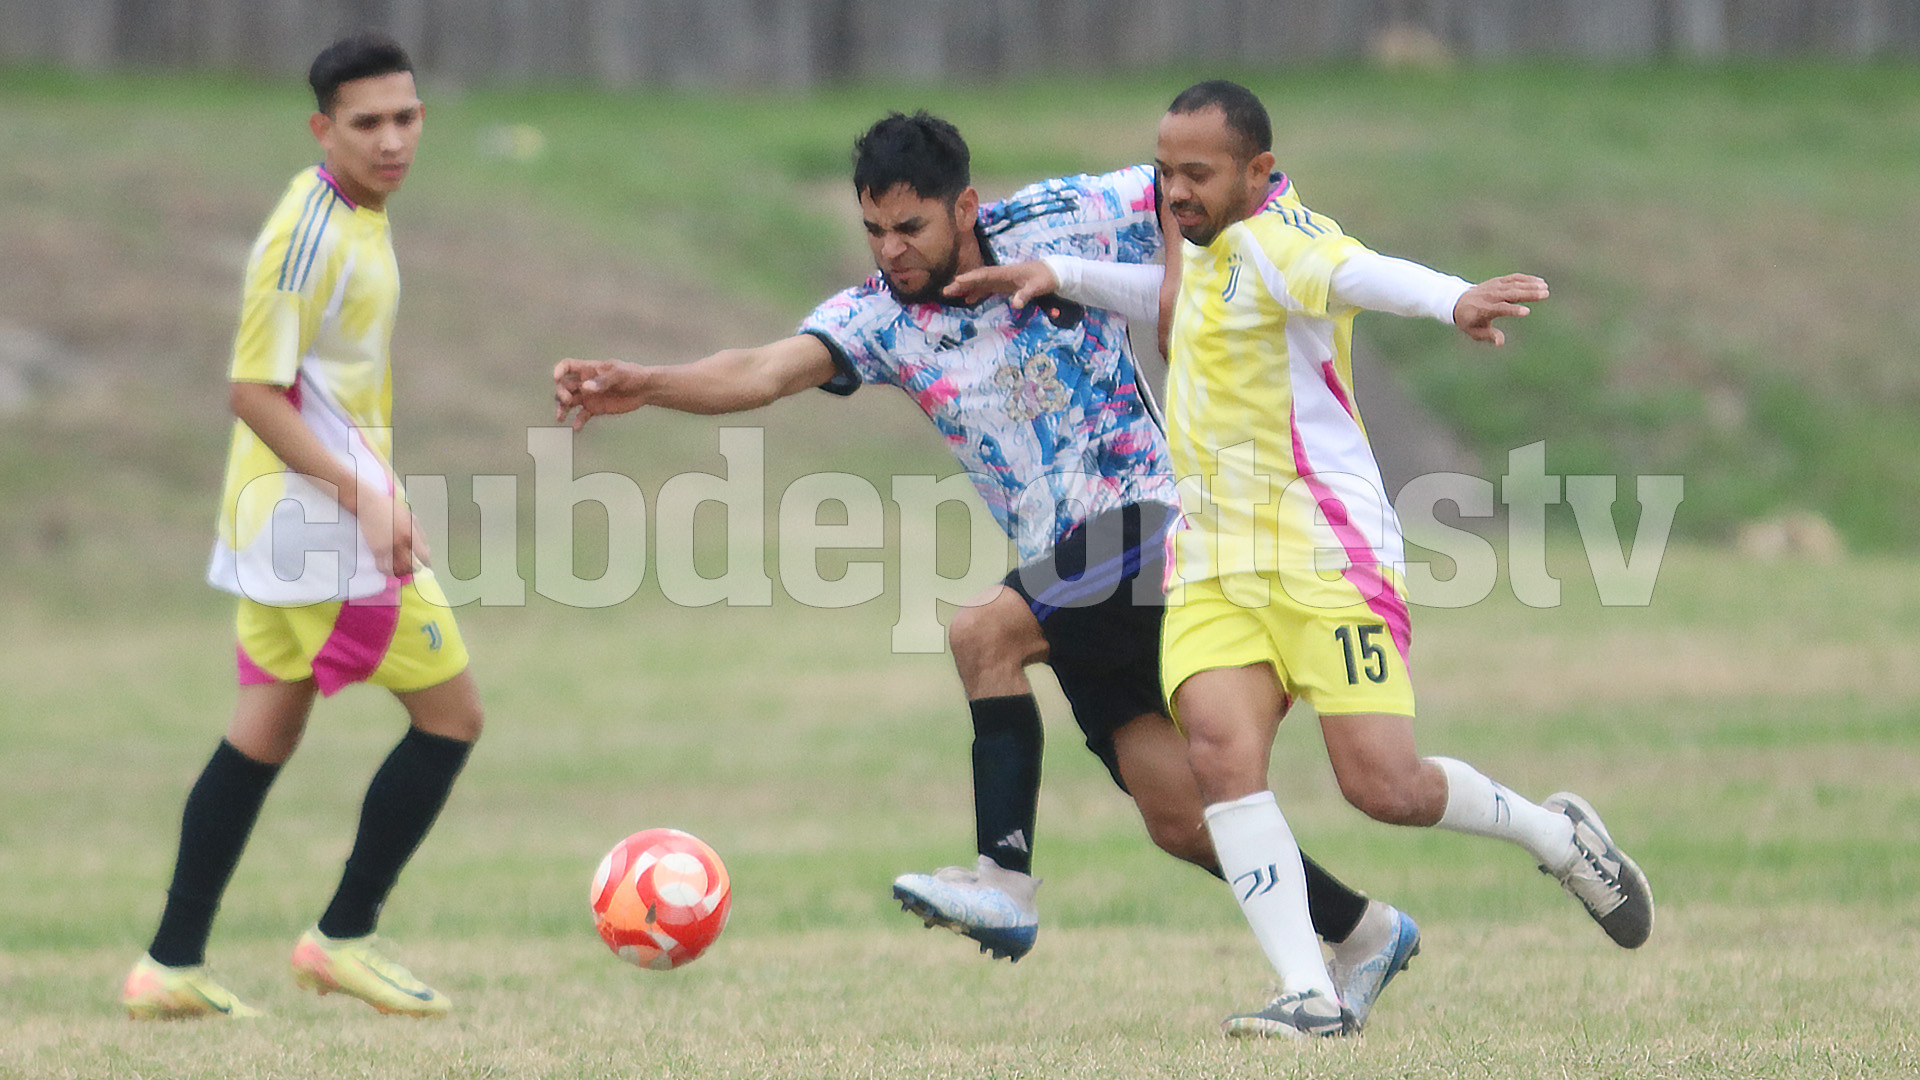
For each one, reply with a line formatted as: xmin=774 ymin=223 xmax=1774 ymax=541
xmin=228 ymin=382 xmax=377 ymax=513
xmin=642 ymin=350 xmax=796 ymax=415
xmin=557 ymin=335 xmax=834 ymax=429
xmin=646 ymin=357 xmax=775 ymax=414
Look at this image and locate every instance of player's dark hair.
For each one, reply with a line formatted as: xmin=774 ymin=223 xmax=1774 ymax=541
xmin=1167 ymin=80 xmax=1272 ymax=163
xmin=851 ymin=111 xmax=971 ymax=204
xmin=309 ymin=32 xmax=413 ymax=114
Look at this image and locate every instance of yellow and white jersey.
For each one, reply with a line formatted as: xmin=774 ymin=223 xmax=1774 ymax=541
xmin=1164 ymin=176 xmax=1406 ymax=616
xmin=208 ymin=166 xmax=403 ymax=605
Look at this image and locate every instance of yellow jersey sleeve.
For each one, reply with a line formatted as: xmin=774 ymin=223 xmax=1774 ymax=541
xmin=1240 ymin=193 xmax=1369 ymax=319
xmin=229 ymin=173 xmax=332 ymax=386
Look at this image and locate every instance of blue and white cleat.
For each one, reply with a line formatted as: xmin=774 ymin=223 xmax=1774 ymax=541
xmin=1327 ymin=902 xmax=1420 ymax=1029
xmin=892 ymin=855 xmax=1039 ymax=961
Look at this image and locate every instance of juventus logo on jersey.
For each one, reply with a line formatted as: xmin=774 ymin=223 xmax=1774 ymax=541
xmin=1222 ymin=255 xmax=1243 ymax=302
xmin=1233 ymin=863 xmax=1282 ymax=902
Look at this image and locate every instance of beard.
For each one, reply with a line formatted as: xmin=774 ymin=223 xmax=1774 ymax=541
xmin=1171 ymin=172 xmax=1252 ymax=247
xmin=881 ymin=244 xmax=963 ymax=305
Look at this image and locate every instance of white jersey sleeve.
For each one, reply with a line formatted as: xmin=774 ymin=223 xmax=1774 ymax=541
xmin=1040 ymin=255 xmax=1163 ymax=326
xmin=1328 ymin=250 xmax=1470 ymax=324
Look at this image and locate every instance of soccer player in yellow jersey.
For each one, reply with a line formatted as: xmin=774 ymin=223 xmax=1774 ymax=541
xmin=1148 ymin=81 xmax=1653 ymax=1037
xmin=123 ymin=34 xmax=482 ymax=1020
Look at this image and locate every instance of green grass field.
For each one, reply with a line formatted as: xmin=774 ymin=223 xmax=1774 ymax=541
xmin=3 ymin=63 xmax=1919 ymax=1077
xmin=2 ymin=547 xmax=1917 ymax=1077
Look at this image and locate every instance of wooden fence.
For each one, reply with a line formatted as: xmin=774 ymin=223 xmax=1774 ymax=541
xmin=4 ymin=0 xmax=1915 ymax=85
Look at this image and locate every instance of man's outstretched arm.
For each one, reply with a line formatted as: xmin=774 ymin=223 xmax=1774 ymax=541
xmin=1326 ymin=253 xmax=1548 ymax=346
xmin=554 ymin=334 xmax=840 ymax=430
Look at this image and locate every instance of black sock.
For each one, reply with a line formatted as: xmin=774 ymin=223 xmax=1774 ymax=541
xmin=148 ymin=740 xmax=282 ymax=967
xmin=1301 ymin=852 xmax=1370 ymax=944
xmin=970 ymin=695 xmax=1043 ymax=876
xmin=316 ymin=728 xmax=473 ymax=940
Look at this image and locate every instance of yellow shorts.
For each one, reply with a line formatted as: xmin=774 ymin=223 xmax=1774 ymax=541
xmin=236 ymin=571 xmax=468 ymax=697
xmin=1161 ymin=570 xmax=1415 ymax=721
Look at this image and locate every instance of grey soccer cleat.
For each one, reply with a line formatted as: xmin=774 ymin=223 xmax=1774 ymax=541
xmin=1222 ymin=987 xmax=1354 ymax=1038
xmin=892 ymin=855 xmax=1040 ymax=961
xmin=1541 ymin=792 xmax=1654 ymax=948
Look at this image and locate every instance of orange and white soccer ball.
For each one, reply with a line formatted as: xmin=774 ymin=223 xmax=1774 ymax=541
xmin=590 ymin=828 xmax=732 ymax=970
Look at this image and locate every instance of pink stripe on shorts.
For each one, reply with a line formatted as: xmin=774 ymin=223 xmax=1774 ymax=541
xmin=236 ymin=643 xmax=278 ymax=686
xmin=310 ymin=576 xmax=406 ymax=697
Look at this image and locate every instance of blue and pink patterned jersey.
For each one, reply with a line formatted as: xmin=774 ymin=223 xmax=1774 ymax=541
xmin=799 ymin=165 xmax=1179 ymax=563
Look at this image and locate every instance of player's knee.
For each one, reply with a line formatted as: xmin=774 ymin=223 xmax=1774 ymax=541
xmin=1336 ymin=769 xmax=1425 ymax=826
xmin=423 ymin=709 xmax=483 ymax=745
xmin=1143 ymin=815 xmax=1213 ymax=866
xmin=949 ymin=603 xmax=1036 ymax=676
xmin=412 ymin=694 xmax=484 ymax=744
xmin=1184 ymin=726 xmax=1262 ymax=797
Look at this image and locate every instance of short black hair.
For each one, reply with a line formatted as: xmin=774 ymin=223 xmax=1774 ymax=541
xmin=309 ymin=32 xmax=413 ymax=114
xmin=1167 ymin=80 xmax=1272 ymax=164
xmin=851 ymin=111 xmax=971 ymax=204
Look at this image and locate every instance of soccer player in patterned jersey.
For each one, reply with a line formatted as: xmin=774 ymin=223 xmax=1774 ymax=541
xmin=122 ymin=34 xmax=482 ymax=1020
xmin=1052 ymin=80 xmax=1650 ymax=1038
xmin=555 ymin=111 xmax=1421 ymax=1027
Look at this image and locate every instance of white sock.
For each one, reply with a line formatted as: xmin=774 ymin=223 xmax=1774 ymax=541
xmin=1430 ymin=756 xmax=1575 ymax=870
xmin=1203 ymin=791 xmax=1337 ymax=998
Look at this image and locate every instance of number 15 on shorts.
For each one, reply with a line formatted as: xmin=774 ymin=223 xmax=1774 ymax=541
xmin=1334 ymin=624 xmax=1389 ymax=685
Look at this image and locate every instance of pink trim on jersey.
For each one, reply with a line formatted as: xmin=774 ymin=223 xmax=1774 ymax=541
xmin=912 ymin=375 xmax=959 ymax=414
xmin=1288 ymin=409 xmax=1413 ymax=669
xmin=236 ymin=643 xmax=278 ymax=686
xmin=1320 ymin=360 xmax=1357 ymax=421
xmin=315 ymin=165 xmax=359 ymax=209
xmin=1263 ymin=174 xmax=1293 ymax=208
xmin=310 ymin=574 xmax=407 ymax=696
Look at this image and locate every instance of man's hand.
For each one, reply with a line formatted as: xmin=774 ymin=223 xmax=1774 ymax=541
xmin=554 ymin=358 xmax=650 ymax=431
xmin=355 ymin=484 xmax=429 ymax=578
xmin=1454 ymin=273 xmax=1549 ymax=346
xmin=943 ymin=261 xmax=1059 ymax=308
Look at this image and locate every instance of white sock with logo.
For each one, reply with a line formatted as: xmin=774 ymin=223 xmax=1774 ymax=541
xmin=1430 ymin=756 xmax=1575 ymax=871
xmin=1203 ymin=790 xmax=1337 ymax=998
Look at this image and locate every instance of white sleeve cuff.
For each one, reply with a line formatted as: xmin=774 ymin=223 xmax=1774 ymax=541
xmin=1330 ymin=250 xmax=1471 ymax=325
xmin=1040 ymin=255 xmax=1164 ymax=326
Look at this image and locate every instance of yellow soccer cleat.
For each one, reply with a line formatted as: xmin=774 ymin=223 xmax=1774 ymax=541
xmin=289 ymin=928 xmax=451 ymax=1017
xmin=123 ymin=955 xmax=262 ymax=1020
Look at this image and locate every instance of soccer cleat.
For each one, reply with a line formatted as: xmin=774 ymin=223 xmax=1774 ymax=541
xmin=891 ymin=855 xmax=1040 ymax=961
xmin=1327 ymin=903 xmax=1420 ymax=1029
xmin=1221 ymin=988 xmax=1353 ymax=1038
xmin=290 ymin=928 xmax=450 ymax=1017
xmin=123 ymin=955 xmax=261 ymax=1020
xmin=1541 ymin=792 xmax=1654 ymax=949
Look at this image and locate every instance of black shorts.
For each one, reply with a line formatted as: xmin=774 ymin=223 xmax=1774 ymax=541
xmin=1003 ymin=501 xmax=1178 ymax=791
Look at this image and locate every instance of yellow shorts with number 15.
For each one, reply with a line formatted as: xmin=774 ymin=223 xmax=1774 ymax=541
xmin=1161 ymin=569 xmax=1415 ymax=722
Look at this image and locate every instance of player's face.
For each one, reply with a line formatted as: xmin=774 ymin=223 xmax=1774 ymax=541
xmin=310 ymin=71 xmax=424 ymax=211
xmin=859 ymin=183 xmax=980 ymax=304
xmin=1155 ymin=107 xmax=1273 ymax=247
